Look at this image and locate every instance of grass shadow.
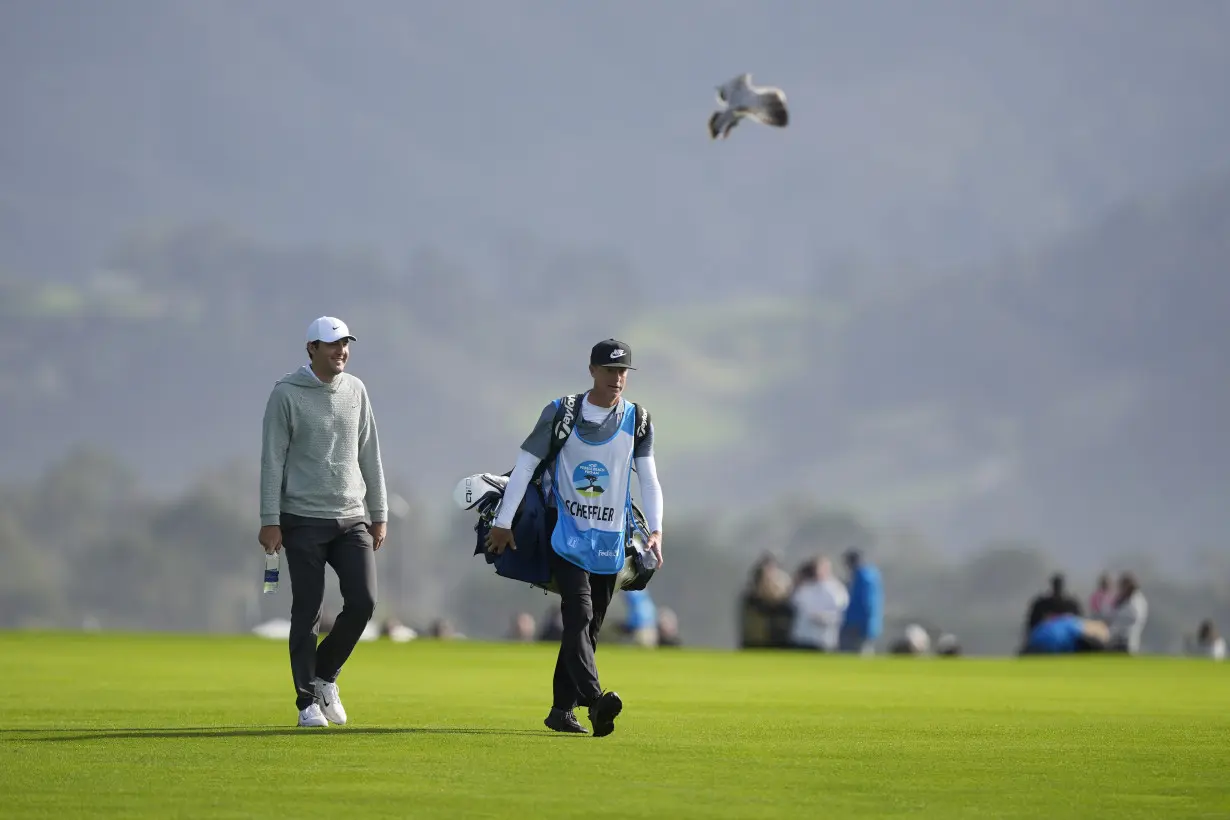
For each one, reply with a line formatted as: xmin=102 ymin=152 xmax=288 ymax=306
xmin=8 ymin=726 xmax=572 ymax=742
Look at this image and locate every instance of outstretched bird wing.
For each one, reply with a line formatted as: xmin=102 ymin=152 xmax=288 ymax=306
xmin=747 ymin=87 xmax=789 ymax=127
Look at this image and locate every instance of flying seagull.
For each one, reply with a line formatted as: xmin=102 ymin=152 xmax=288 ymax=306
xmin=708 ymin=73 xmax=789 ymax=140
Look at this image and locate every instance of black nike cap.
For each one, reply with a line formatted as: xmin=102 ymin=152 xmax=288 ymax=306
xmin=590 ymin=338 xmax=635 ymax=369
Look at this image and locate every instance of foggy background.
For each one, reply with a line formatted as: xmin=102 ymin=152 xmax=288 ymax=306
xmin=3 ymin=0 xmax=1229 ymax=654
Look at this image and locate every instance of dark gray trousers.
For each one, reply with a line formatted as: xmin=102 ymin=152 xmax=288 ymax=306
xmin=550 ymin=549 xmax=618 ymax=711
xmin=281 ymin=513 xmax=377 ymax=710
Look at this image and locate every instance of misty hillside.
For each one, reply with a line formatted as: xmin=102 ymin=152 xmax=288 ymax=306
xmin=3 ymin=1 xmax=1230 ymax=292
xmin=783 ymin=175 xmax=1230 ymax=560
xmin=5 ymin=171 xmax=1230 ymax=570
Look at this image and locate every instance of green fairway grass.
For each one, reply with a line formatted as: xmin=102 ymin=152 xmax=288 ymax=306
xmin=3 ymin=632 xmax=1227 ymax=818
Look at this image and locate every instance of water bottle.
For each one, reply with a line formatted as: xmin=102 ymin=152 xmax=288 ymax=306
xmin=263 ymin=551 xmax=280 ymax=594
xmin=639 ymin=546 xmax=658 ymax=571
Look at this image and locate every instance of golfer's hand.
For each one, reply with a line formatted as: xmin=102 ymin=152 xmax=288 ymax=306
xmin=486 ymin=526 xmax=516 ymax=555
xmin=647 ymin=531 xmax=663 ymax=569
xmin=258 ymin=525 xmax=282 ymax=555
xmin=367 ymin=521 xmax=387 ymax=551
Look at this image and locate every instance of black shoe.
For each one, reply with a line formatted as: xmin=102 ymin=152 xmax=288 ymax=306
xmin=544 ymin=708 xmax=588 ymax=734
xmin=588 ymin=691 xmax=623 ymax=738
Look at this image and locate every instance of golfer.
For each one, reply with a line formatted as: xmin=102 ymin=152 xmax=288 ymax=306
xmin=259 ymin=316 xmax=388 ymax=727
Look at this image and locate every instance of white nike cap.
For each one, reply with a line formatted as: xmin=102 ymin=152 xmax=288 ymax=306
xmin=306 ymin=316 xmax=357 ymax=344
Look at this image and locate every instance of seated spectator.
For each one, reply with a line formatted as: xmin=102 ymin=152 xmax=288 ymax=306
xmin=537 ymin=606 xmax=564 ymax=642
xmin=621 ymin=589 xmax=659 ymax=648
xmin=1022 ymin=573 xmax=1083 ymax=645
xmin=1185 ymin=620 xmax=1226 ymax=661
xmin=1021 ymin=614 xmax=1110 ymax=655
xmin=1107 ymin=572 xmax=1148 ymax=654
xmin=657 ymin=607 xmax=682 ymax=648
xmin=739 ymin=553 xmax=795 ymax=648
xmin=788 ymin=556 xmax=848 ymax=651
xmin=380 ymin=616 xmax=417 ymax=643
xmin=1089 ymin=572 xmax=1116 ymax=621
xmin=888 ymin=623 xmax=931 ymax=656
xmin=935 ymin=633 xmax=961 ymax=657
xmin=838 ymin=549 xmax=882 ymax=654
xmin=505 ymin=612 xmax=536 ymax=642
xmin=428 ymin=617 xmax=462 ymax=639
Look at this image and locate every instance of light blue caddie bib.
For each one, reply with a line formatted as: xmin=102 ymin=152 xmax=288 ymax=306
xmin=550 ymin=401 xmax=636 ymax=574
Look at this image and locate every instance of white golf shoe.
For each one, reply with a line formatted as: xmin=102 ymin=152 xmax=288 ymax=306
xmin=297 ymin=702 xmax=328 ymax=728
xmin=312 ymin=678 xmax=348 ymax=725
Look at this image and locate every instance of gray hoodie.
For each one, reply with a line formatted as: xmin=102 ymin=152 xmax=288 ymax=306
xmin=260 ymin=365 xmax=387 ymax=526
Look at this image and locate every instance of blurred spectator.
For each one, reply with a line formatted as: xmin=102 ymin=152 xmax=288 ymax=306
xmin=788 ymin=556 xmax=849 ymax=651
xmin=739 ymin=553 xmax=794 ymax=648
xmin=889 ymin=623 xmax=931 ymax=655
xmin=935 ymin=633 xmax=961 ymax=656
xmin=1023 ymin=573 xmax=1083 ymax=643
xmin=838 ymin=549 xmax=882 ymax=654
xmin=537 ymin=606 xmax=564 ymax=642
xmin=1089 ymin=572 xmax=1116 ymax=620
xmin=506 ymin=611 xmax=536 ymax=641
xmin=1106 ymin=572 xmax=1147 ymax=654
xmin=252 ymin=618 xmax=293 ymax=640
xmin=657 ymin=607 xmax=682 ymax=648
xmin=380 ymin=616 xmax=417 ymax=643
xmin=1021 ymin=614 xmax=1110 ymax=655
xmin=622 ymin=589 xmax=659 ymax=648
xmin=1185 ymin=620 xmax=1225 ymax=661
xmin=428 ymin=617 xmax=462 ymax=639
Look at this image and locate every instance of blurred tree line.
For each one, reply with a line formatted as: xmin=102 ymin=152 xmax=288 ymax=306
xmin=3 ymin=447 xmax=1227 ymax=656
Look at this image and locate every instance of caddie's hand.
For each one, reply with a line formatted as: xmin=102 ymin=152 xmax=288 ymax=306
xmin=367 ymin=521 xmax=387 ymax=551
xmin=258 ymin=525 xmax=283 ymax=555
xmin=647 ymin=531 xmax=663 ymax=569
xmin=486 ymin=526 xmax=516 ymax=555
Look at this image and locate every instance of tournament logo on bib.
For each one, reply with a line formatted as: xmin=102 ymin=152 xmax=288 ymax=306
xmin=573 ymin=460 xmax=609 ymax=498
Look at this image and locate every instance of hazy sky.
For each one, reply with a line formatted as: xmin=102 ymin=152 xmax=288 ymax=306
xmin=3 ymin=0 xmax=1229 ymax=290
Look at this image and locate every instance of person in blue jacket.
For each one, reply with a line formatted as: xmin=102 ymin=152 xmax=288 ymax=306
xmin=1021 ymin=613 xmax=1110 ymax=655
xmin=621 ymin=589 xmax=659 ymax=647
xmin=839 ymin=549 xmax=883 ymax=654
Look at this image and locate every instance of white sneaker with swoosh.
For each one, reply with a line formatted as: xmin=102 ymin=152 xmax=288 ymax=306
xmin=312 ymin=678 xmax=348 ymax=725
xmin=297 ymin=703 xmax=328 ymax=727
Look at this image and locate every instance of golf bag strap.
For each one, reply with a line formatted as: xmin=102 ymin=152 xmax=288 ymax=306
xmin=532 ymin=393 xmax=584 ymax=485
xmin=633 ymin=403 xmax=651 ymax=452
xmin=533 ymin=395 xmax=651 ymax=484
